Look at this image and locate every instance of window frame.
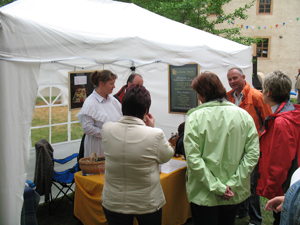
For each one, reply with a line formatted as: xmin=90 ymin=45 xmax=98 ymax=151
xmin=30 ymin=86 xmax=82 ymax=147
xmin=256 ymin=0 xmax=273 ymax=15
xmin=253 ymin=36 xmax=271 ymax=60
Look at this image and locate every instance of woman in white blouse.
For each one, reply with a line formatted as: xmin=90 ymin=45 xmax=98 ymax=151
xmin=76 ymin=70 xmax=122 ymax=157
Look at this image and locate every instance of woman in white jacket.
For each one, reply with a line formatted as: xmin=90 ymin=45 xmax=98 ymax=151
xmin=101 ymin=84 xmax=174 ymax=225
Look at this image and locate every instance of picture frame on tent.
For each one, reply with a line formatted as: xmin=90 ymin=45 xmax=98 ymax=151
xmin=168 ymin=63 xmax=199 ymax=114
xmin=68 ymin=71 xmax=94 ymax=111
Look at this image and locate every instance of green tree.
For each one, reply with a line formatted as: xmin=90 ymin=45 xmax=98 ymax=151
xmin=0 ymin=0 xmax=15 ymax=7
xmin=116 ymin=0 xmax=258 ymax=45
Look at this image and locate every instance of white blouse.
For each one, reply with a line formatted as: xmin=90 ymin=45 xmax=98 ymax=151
xmin=76 ymin=90 xmax=122 ymax=157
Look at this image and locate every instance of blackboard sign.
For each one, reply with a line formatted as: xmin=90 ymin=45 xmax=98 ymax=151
xmin=169 ymin=64 xmax=199 ymax=114
xmin=68 ymin=71 xmax=94 ymax=110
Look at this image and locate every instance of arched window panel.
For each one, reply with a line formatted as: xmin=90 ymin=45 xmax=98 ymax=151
xmin=51 ymin=87 xmax=63 ymax=105
xmin=31 ymin=85 xmax=81 ymax=147
xmin=37 ymin=87 xmax=50 ymax=105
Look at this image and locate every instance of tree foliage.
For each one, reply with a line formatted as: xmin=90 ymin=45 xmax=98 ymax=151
xmin=0 ymin=0 xmax=15 ymax=7
xmin=116 ymin=0 xmax=259 ymax=45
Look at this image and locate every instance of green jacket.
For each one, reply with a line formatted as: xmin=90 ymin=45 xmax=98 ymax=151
xmin=184 ymin=100 xmax=259 ymax=206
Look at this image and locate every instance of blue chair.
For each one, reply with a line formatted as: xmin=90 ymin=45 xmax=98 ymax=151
xmin=34 ymin=139 xmax=79 ymax=214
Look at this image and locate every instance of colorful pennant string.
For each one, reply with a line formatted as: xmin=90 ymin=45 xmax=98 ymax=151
xmin=227 ymin=17 xmax=299 ymax=30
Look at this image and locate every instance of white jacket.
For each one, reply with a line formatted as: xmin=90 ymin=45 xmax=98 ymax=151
xmin=101 ymin=116 xmax=174 ymax=214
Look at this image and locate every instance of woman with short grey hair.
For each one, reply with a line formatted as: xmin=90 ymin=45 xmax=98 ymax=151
xmin=257 ymin=70 xmax=300 ymax=225
xmin=262 ymin=70 xmax=292 ymax=104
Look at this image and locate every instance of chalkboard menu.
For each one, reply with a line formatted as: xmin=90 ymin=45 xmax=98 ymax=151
xmin=68 ymin=71 xmax=94 ymax=111
xmin=169 ymin=64 xmax=199 ymax=114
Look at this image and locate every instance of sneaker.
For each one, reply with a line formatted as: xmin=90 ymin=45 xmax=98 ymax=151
xmin=248 ymin=223 xmax=255 ymax=225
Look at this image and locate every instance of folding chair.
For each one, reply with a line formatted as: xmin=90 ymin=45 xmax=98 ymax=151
xmin=33 ymin=139 xmax=79 ymax=214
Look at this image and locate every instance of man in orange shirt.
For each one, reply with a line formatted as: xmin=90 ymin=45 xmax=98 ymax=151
xmin=227 ymin=67 xmax=272 ymax=225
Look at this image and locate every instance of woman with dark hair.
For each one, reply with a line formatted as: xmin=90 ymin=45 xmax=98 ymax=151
xmin=101 ymin=84 xmax=174 ymax=225
xmin=184 ymin=71 xmax=260 ymax=225
xmin=76 ymin=70 xmax=122 ymax=157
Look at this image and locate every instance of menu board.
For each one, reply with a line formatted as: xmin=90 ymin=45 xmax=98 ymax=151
xmin=169 ymin=64 xmax=199 ymax=114
xmin=68 ymin=71 xmax=94 ymax=110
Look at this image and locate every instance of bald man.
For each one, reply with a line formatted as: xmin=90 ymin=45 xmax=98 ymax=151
xmin=114 ymin=73 xmax=143 ymax=104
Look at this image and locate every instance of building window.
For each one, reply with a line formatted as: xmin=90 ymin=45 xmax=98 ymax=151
xmin=255 ymin=37 xmax=270 ymax=59
xmin=257 ymin=0 xmax=273 ymax=15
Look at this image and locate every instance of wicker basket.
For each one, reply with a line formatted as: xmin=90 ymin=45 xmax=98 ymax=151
xmin=79 ymin=153 xmax=105 ymax=174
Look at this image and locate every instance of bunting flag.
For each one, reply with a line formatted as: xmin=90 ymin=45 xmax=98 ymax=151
xmin=226 ymin=17 xmax=299 ymax=29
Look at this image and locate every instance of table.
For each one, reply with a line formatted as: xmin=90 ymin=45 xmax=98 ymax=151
xmin=74 ymin=157 xmax=191 ymax=225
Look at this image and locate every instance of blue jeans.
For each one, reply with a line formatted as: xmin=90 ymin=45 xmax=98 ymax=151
xmin=237 ymin=170 xmax=262 ymax=225
xmin=190 ymin=202 xmax=239 ymax=225
xmin=280 ymin=179 xmax=300 ymax=225
xmin=237 ymin=194 xmax=262 ymax=224
xmin=103 ymin=206 xmax=162 ymax=225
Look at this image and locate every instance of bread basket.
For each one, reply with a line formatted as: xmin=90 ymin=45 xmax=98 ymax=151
xmin=79 ymin=153 xmax=105 ymax=174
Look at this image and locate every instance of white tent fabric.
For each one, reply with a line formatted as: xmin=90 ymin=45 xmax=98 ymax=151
xmin=0 ymin=0 xmax=253 ymax=224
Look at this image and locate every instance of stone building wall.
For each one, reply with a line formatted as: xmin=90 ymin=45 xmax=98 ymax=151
xmin=214 ymin=0 xmax=300 ymax=87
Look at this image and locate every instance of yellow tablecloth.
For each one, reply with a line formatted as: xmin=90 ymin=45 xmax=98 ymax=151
xmin=74 ymin=157 xmax=191 ymax=225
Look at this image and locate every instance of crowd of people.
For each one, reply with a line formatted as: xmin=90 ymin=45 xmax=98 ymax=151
xmin=76 ymin=68 xmax=300 ymax=225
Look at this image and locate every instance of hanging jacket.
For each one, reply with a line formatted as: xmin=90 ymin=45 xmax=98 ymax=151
xmin=33 ymin=139 xmax=54 ymax=202
xmin=227 ymin=82 xmax=272 ymax=136
xmin=256 ymin=101 xmax=300 ymax=199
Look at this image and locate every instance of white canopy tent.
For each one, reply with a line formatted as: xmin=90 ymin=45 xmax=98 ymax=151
xmin=0 ymin=0 xmax=253 ymax=224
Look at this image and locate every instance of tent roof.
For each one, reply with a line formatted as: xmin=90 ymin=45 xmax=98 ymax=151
xmin=0 ymin=0 xmax=252 ymax=67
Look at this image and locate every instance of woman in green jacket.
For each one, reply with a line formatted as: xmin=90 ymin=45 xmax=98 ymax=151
xmin=184 ymin=71 xmax=260 ymax=225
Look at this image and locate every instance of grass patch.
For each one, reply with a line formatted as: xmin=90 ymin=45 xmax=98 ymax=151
xmin=235 ymin=197 xmax=273 ymax=225
xmin=71 ymin=123 xmax=84 ymax=140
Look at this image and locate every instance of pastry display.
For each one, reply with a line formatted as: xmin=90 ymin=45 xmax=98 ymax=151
xmin=72 ymin=88 xmax=87 ymax=103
